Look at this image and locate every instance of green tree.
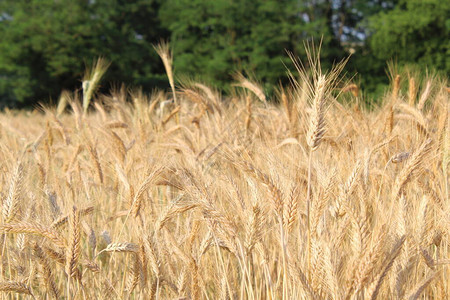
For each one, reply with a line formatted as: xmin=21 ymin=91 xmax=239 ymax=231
xmin=0 ymin=0 xmax=168 ymax=107
xmin=368 ymin=0 xmax=449 ymax=73
xmin=335 ymin=0 xmax=400 ymax=98
xmin=1 ymin=0 xmax=446 ymax=107
xmin=160 ymin=0 xmax=346 ymax=92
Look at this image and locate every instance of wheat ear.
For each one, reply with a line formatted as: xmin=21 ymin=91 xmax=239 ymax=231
xmin=406 ymin=271 xmax=438 ymax=300
xmin=87 ymin=143 xmax=104 ymax=184
xmin=131 ymin=167 xmax=163 ymax=217
xmin=245 ymin=204 xmax=263 ymax=255
xmin=245 ymin=95 xmax=252 ymax=132
xmin=392 ymin=74 xmax=401 ymax=101
xmin=66 ymin=206 xmax=81 ymax=279
xmin=392 ymin=138 xmax=432 ymax=199
xmin=417 ymin=80 xmax=432 ymax=110
xmin=0 ymin=221 xmax=66 ymax=248
xmin=408 ymin=77 xmax=417 ymax=106
xmin=368 ymin=235 xmax=406 ymax=300
xmin=240 ymin=161 xmax=283 ymax=221
xmin=0 ymin=281 xmax=34 ymax=297
xmin=100 ymin=242 xmax=139 ymax=254
xmin=289 ymin=263 xmax=317 ymax=300
xmin=82 ymin=57 xmax=110 ymax=114
xmin=154 ymin=41 xmax=178 ymax=123
xmin=51 ymin=206 xmax=94 ymax=228
xmin=284 ymin=185 xmax=299 ymax=231
xmin=2 ymin=162 xmax=24 ymax=223
xmin=234 ymin=73 xmax=267 ymax=104
xmin=190 ymin=257 xmax=201 ymax=300
xmin=307 ymin=75 xmax=327 ymax=151
xmin=34 ymin=243 xmax=60 ymax=299
xmin=126 ymin=253 xmax=143 ymax=296
xmin=346 ymin=229 xmax=388 ymax=298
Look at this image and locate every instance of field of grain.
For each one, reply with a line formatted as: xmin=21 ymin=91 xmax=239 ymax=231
xmin=0 ymin=51 xmax=448 ymax=299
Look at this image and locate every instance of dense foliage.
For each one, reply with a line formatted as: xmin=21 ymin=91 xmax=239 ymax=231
xmin=0 ymin=0 xmax=169 ymax=107
xmin=0 ymin=0 xmax=448 ymax=107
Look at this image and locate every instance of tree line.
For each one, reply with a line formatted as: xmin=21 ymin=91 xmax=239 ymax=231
xmin=0 ymin=0 xmax=448 ymax=107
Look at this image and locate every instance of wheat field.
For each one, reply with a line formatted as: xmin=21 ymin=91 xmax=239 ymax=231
xmin=0 ymin=50 xmax=448 ymax=299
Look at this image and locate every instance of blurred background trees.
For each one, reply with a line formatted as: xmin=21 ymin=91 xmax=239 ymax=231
xmin=0 ymin=0 xmax=448 ymax=108
xmin=0 ymin=0 xmax=169 ymax=107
